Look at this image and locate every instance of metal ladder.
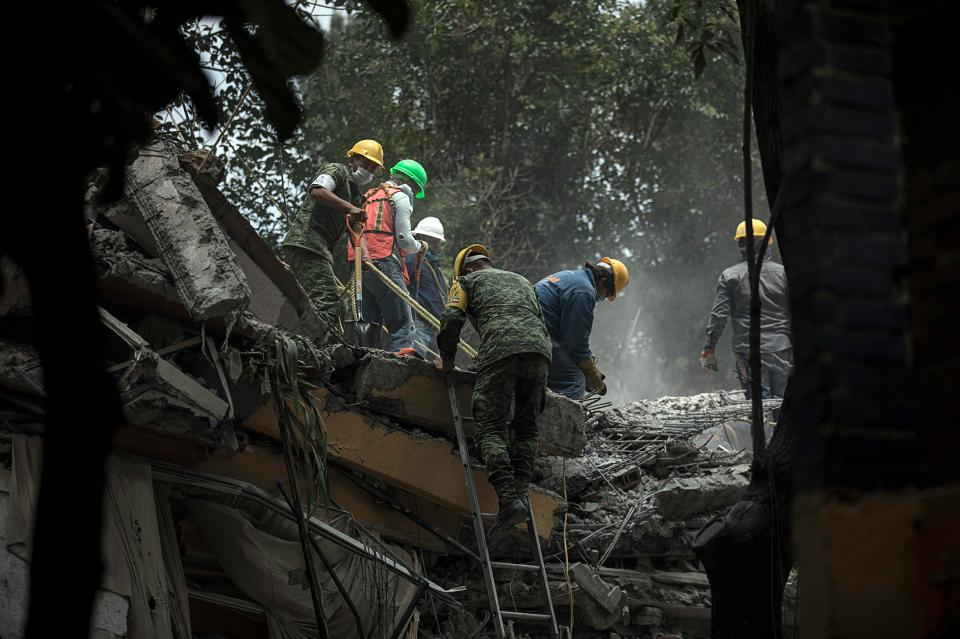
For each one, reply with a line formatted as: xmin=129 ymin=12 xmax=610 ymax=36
xmin=446 ymin=378 xmax=566 ymax=639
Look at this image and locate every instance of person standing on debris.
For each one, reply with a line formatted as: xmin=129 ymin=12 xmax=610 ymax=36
xmin=435 ymin=244 xmax=552 ymax=542
xmin=700 ymin=219 xmax=792 ymax=398
xmin=535 ymin=258 xmax=630 ymax=400
xmin=403 ymin=216 xmax=449 ymax=357
xmin=348 ymin=159 xmax=429 ymax=353
xmin=282 ymin=139 xmax=384 ymax=332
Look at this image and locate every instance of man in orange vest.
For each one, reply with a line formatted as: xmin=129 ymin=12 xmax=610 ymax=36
xmin=348 ymin=159 xmax=429 ymax=352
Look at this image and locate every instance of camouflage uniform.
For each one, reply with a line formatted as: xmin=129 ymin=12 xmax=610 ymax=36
xmin=437 ymin=268 xmax=552 ymax=504
xmin=282 ymin=162 xmax=362 ymax=331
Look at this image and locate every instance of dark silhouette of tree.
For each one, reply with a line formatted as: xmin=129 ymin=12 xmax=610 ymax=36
xmin=0 ymin=2 xmax=407 ymax=637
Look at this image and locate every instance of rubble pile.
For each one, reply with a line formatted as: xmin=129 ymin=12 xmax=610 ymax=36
xmin=0 ymin=139 xmax=573 ymax=639
xmin=0 ymin=138 xmax=792 ymax=638
xmin=424 ymin=393 xmax=782 ymax=638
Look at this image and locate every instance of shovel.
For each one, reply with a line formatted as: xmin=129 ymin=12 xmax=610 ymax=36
xmin=342 ymin=216 xmax=382 ymax=348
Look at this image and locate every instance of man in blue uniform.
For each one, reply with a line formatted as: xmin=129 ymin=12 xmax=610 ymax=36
xmin=535 ymin=258 xmax=630 ymax=400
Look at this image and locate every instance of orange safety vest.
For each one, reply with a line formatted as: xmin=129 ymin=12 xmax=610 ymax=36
xmin=347 ymin=183 xmax=411 ymax=284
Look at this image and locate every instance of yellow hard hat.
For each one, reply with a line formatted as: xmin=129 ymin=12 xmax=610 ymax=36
xmin=598 ymin=257 xmax=629 ymax=301
xmin=735 ymin=219 xmax=767 ymax=240
xmin=454 ymin=244 xmax=490 ymax=277
xmin=346 ymin=139 xmax=384 ymax=167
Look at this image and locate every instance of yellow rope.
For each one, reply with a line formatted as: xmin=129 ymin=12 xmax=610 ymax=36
xmin=362 ymin=259 xmax=479 ymax=360
xmin=562 ymin=457 xmax=575 ymax=633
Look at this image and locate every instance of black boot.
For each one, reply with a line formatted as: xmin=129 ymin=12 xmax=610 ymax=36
xmin=487 ymin=496 xmax=529 ymax=547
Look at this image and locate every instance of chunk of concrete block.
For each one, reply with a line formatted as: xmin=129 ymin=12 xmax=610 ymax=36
xmin=189 ymin=172 xmax=327 ymax=339
xmin=570 ymin=562 xmax=628 ymax=629
xmin=653 ymin=471 xmax=749 ymax=520
xmin=121 ymin=140 xmax=250 ymax=320
xmin=92 ymin=229 xmax=188 ymax=318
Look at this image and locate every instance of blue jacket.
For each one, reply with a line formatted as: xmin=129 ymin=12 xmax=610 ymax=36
xmin=534 ymin=267 xmax=597 ymax=363
xmin=404 ymin=250 xmax=449 ymax=320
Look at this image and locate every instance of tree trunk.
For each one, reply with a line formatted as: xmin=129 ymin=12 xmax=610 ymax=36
xmin=694 ymin=389 xmax=795 ymax=639
xmin=694 ymin=4 xmax=794 ymax=638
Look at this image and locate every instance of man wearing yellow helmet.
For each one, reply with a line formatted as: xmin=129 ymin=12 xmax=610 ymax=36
xmin=700 ymin=219 xmax=792 ymax=399
xmin=535 ymin=257 xmax=630 ymax=399
xmin=435 ymin=244 xmax=552 ymax=544
xmin=282 ymin=139 xmax=384 ymax=333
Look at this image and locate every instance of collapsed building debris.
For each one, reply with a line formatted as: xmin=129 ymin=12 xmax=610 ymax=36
xmin=427 ymin=392 xmax=794 ymax=637
xmin=0 ymin=138 xmax=794 ymax=638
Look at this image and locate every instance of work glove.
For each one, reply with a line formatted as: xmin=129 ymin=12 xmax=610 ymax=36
xmin=700 ymin=348 xmax=718 ymax=372
xmin=417 ymin=239 xmax=429 ymax=255
xmin=578 ymin=358 xmax=607 ymax=395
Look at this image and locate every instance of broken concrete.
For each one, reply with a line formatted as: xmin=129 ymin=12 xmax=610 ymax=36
xmin=351 ymin=352 xmax=586 ymax=457
xmin=1 ymin=137 xmax=795 ymax=638
xmin=91 ymin=228 xmax=187 ymax=319
xmin=653 ymin=466 xmax=750 ymax=520
xmin=571 ymin=562 xmax=629 ymax=629
xmin=118 ymin=140 xmax=250 ymax=321
xmin=190 ymin=174 xmax=326 ymax=339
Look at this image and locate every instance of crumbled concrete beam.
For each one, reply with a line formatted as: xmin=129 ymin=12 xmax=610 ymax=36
xmin=243 ymin=389 xmax=561 ymax=540
xmin=651 ymin=571 xmax=710 ymax=588
xmin=351 ymin=352 xmax=586 ymax=457
xmin=187 ymin=171 xmax=327 ymax=339
xmin=109 ymin=422 xmax=459 ymax=551
xmin=120 ymin=140 xmax=250 ymax=321
xmin=570 ymin=562 xmax=629 ymax=629
xmin=1 ymin=325 xmax=235 ymax=450
xmin=91 ymin=228 xmax=188 ymax=319
xmin=653 ymin=466 xmax=750 ymax=520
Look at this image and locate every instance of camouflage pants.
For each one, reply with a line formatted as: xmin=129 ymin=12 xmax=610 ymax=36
xmin=283 ymin=246 xmax=342 ymax=333
xmin=473 ymin=353 xmax=550 ymax=505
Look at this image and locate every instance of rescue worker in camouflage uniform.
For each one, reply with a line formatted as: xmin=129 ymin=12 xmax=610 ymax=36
xmin=282 ymin=139 xmax=384 ymax=333
xmin=435 ymin=244 xmax=552 ymax=542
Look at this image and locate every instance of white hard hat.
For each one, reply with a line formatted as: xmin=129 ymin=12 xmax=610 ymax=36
xmin=412 ymin=216 xmax=445 ymax=242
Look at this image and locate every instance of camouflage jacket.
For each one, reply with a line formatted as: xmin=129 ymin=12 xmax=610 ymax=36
xmin=438 ymin=268 xmax=552 ymax=370
xmin=282 ymin=162 xmax=362 ymax=260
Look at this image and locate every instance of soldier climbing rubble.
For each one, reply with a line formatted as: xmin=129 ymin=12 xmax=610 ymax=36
xmin=434 ymin=244 xmax=553 ymax=545
xmin=281 ymin=139 xmax=384 ymax=334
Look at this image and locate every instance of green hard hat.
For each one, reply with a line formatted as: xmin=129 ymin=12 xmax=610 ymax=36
xmin=390 ymin=159 xmax=428 ymax=199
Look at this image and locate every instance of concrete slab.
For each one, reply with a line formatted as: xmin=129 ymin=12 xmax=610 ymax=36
xmin=321 ymin=407 xmax=561 ymax=541
xmin=653 ymin=469 xmax=750 ymax=520
xmin=351 ymin=352 xmax=585 ymax=457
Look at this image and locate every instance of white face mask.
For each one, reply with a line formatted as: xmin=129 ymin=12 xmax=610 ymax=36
xmin=352 ymin=167 xmax=373 ymax=186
